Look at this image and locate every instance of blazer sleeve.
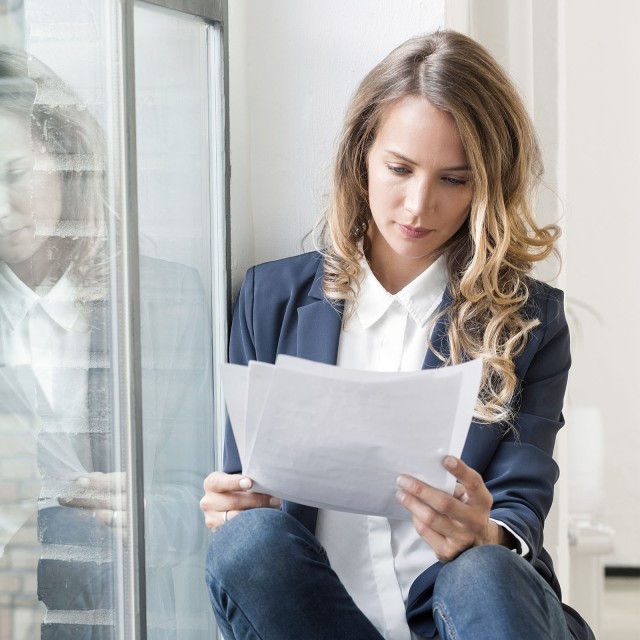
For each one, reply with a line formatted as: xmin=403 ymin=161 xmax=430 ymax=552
xmin=407 ymin=287 xmax=575 ymax=638
xmin=221 ymin=252 xmax=325 ymax=475
xmin=223 ymin=267 xmax=257 ymax=474
xmin=486 ymin=288 xmax=571 ymax=556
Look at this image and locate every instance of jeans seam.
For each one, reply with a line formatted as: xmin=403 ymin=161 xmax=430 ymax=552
xmin=524 ymin=559 xmax=572 ymax=637
xmin=433 ymin=601 xmax=459 ymax=640
xmin=209 ymin=574 xmax=266 ymax=640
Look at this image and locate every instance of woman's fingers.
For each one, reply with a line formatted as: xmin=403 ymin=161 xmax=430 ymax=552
xmin=441 ymin=457 xmax=491 ymax=509
xmin=203 ymin=471 xmax=253 ymax=493
xmin=219 ymin=489 xmax=281 ymax=513
xmin=93 ymin=508 xmax=128 ymax=529
xmin=59 ymin=472 xmax=127 ymax=511
xmin=395 ymin=457 xmax=494 ymax=562
xmin=76 ymin=471 xmax=127 ymax=492
xmin=201 ymin=472 xmax=279 ymax=510
xmin=396 ymin=481 xmax=479 ymax=561
xmin=200 ymin=471 xmax=281 ymax=531
xmin=453 ymin=482 xmax=469 ymax=502
xmin=397 ymin=491 xmax=455 ymax=536
xmin=396 ymin=474 xmax=466 ymax=523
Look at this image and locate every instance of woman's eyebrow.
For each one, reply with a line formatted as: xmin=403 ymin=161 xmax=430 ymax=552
xmin=384 ymin=149 xmax=470 ymax=172
xmin=442 ymin=164 xmax=471 ymax=172
xmin=385 ymin=149 xmax=416 ymax=164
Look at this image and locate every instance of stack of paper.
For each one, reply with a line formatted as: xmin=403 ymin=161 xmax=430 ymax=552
xmin=221 ymin=355 xmax=482 ymax=520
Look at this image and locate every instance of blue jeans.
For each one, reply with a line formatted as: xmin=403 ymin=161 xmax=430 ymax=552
xmin=205 ymin=509 xmax=573 ymax=640
xmin=433 ymin=544 xmax=574 ymax=640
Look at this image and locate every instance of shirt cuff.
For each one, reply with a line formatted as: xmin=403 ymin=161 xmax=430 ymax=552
xmin=490 ymin=518 xmax=530 ymax=557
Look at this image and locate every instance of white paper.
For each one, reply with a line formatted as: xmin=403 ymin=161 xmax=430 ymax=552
xmin=219 ymin=363 xmax=249 ymax=467
xmin=0 ymin=365 xmax=87 ymax=478
xmin=0 ymin=365 xmax=85 ymax=555
xmin=220 ymin=356 xmax=482 ymax=520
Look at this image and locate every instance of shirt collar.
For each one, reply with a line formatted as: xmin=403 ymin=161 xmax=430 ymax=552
xmin=0 ymin=263 xmax=88 ymax=332
xmin=355 ymin=255 xmax=448 ymax=329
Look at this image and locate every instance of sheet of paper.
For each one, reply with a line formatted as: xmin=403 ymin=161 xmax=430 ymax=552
xmin=0 ymin=367 xmax=44 ymax=553
xmin=219 ymin=363 xmax=249 ymax=467
xmin=0 ymin=365 xmax=88 ymax=479
xmin=221 ymin=356 xmax=482 ymax=519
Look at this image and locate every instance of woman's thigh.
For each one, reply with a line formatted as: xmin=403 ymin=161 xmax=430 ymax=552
xmin=205 ymin=509 xmax=384 ymax=640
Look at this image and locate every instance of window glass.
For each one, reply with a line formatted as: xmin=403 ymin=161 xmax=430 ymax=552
xmin=0 ymin=4 xmax=126 ymax=635
xmin=133 ymin=2 xmax=219 ymax=637
xmin=0 ymin=1 xmax=222 ymax=638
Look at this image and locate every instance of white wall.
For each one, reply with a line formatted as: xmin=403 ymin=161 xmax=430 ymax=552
xmin=563 ymin=0 xmax=640 ymax=567
xmin=461 ymin=0 xmax=565 ymax=282
xmin=228 ymin=0 xmax=446 ymax=290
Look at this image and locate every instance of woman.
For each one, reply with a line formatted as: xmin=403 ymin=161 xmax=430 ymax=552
xmin=201 ymin=31 xmax=593 ymax=639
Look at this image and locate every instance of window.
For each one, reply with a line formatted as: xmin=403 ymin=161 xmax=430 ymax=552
xmin=0 ymin=1 xmax=227 ymax=638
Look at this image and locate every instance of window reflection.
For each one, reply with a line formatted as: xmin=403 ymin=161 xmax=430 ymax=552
xmin=0 ymin=49 xmax=115 ymax=638
xmin=0 ymin=41 xmax=216 ymax=639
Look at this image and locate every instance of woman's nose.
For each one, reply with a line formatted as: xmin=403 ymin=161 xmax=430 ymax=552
xmin=404 ymin=178 xmax=435 ymax=217
xmin=405 ymin=178 xmax=437 ymax=216
xmin=0 ymin=184 xmax=11 ymax=219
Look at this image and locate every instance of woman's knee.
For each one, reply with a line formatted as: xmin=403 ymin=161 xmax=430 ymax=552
xmin=435 ymin=544 xmax=525 ymax=599
xmin=206 ymin=508 xmax=326 ymax=589
xmin=207 ymin=509 xmax=284 ymax=578
xmin=433 ymin=545 xmax=571 ymax=639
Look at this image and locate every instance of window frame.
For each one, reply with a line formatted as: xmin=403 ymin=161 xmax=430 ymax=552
xmin=116 ymin=1 xmax=229 ymax=637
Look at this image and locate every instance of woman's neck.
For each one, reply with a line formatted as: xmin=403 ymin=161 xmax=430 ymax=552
xmin=365 ymin=241 xmax=435 ymax=294
xmin=10 ymin=238 xmax=72 ymax=290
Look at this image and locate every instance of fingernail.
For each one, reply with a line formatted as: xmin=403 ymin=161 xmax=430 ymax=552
xmin=76 ymin=476 xmax=90 ymax=487
xmin=396 ymin=489 xmax=407 ymax=504
xmin=396 ymin=475 xmax=411 ymax=490
xmin=444 ymin=456 xmax=457 ymax=470
xmin=239 ymin=477 xmax=252 ymax=490
xmin=269 ymin=497 xmax=281 ymax=507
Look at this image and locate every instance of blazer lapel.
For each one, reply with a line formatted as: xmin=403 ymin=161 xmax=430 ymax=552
xmin=296 ymin=260 xmax=343 ymax=366
xmin=422 ymin=287 xmax=452 ymax=370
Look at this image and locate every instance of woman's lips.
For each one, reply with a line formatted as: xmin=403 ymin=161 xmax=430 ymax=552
xmin=0 ymin=226 xmax=30 ymax=242
xmin=397 ymin=223 xmax=431 ymax=239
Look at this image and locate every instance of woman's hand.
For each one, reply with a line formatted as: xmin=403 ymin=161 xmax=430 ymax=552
xmin=396 ymin=456 xmax=512 ymax=563
xmin=200 ymin=471 xmax=282 ymax=532
xmin=59 ymin=471 xmax=128 ymax=540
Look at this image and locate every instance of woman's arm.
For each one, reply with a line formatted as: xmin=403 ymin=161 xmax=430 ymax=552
xmin=201 ymin=266 xmax=281 ymax=532
xmin=397 ymin=286 xmax=570 ymax=563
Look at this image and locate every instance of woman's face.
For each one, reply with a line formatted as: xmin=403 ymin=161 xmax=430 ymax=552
xmin=0 ymin=108 xmax=63 ymax=280
xmin=366 ymin=95 xmax=473 ymax=292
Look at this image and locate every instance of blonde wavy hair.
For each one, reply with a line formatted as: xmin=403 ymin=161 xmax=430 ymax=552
xmin=0 ymin=48 xmax=108 ymax=302
xmin=318 ymin=30 xmax=559 ymax=425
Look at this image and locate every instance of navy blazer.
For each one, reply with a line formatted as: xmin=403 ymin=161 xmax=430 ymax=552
xmin=224 ymin=251 xmax=594 ymax=640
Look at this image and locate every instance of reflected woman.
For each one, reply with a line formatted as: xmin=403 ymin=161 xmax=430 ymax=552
xmin=201 ymin=31 xmax=594 ymax=640
xmin=0 ymin=49 xmax=212 ymax=639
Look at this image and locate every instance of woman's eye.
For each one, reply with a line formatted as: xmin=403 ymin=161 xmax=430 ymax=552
xmin=443 ymin=176 xmax=467 ymax=186
xmin=387 ymin=164 xmax=410 ymax=175
xmin=7 ymin=167 xmax=31 ymax=184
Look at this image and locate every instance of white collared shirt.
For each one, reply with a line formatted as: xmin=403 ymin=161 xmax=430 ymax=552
xmin=0 ymin=263 xmax=91 ymax=415
xmin=0 ymin=263 xmax=92 ymax=501
xmin=316 ymin=256 xmax=448 ymax=640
